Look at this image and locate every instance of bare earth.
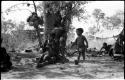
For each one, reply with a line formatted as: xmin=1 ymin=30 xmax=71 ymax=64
xmin=1 ymin=54 xmax=124 ymax=79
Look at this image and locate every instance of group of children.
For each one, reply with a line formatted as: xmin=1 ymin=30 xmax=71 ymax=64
xmin=37 ymin=27 xmax=67 ymax=67
xmin=37 ymin=28 xmax=89 ymax=66
xmin=27 ymin=12 xmax=89 ymax=65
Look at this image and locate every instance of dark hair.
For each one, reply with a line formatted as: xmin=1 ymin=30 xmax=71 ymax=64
xmin=32 ymin=12 xmax=37 ymax=15
xmin=103 ymin=42 xmax=107 ymax=46
xmin=76 ymin=28 xmax=84 ymax=33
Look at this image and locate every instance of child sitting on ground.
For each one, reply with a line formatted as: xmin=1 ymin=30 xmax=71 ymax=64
xmin=99 ymin=42 xmax=112 ymax=55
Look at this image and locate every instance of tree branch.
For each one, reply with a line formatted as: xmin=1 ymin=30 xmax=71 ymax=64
xmin=33 ymin=1 xmax=37 ymax=14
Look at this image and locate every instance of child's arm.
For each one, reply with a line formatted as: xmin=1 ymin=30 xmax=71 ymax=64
xmin=84 ymin=36 xmax=88 ymax=48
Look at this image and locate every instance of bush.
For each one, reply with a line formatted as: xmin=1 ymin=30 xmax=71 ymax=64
xmin=1 ymin=30 xmax=39 ymax=51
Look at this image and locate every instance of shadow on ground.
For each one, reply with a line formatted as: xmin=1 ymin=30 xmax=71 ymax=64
xmin=1 ymin=55 xmax=124 ymax=79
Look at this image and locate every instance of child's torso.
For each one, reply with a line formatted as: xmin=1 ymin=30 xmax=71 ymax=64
xmin=76 ymin=35 xmax=86 ymax=48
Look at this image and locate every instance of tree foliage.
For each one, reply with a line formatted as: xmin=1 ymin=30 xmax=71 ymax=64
xmin=42 ymin=1 xmax=88 ymax=36
xmin=92 ymin=8 xmax=105 ymax=31
xmin=42 ymin=1 xmax=88 ymax=20
xmin=109 ymin=10 xmax=124 ymax=29
xmin=1 ymin=19 xmax=16 ymax=34
xmin=1 ymin=19 xmax=37 ymax=50
xmin=109 ymin=16 xmax=121 ymax=28
xmin=101 ymin=11 xmax=124 ymax=30
xmin=92 ymin=9 xmax=102 ymax=19
xmin=88 ymin=26 xmax=98 ymax=35
xmin=2 ymin=1 xmax=88 ymax=50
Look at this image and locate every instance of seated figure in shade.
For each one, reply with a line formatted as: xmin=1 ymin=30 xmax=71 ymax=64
xmin=1 ymin=38 xmax=12 ymax=72
xmin=99 ymin=42 xmax=112 ymax=56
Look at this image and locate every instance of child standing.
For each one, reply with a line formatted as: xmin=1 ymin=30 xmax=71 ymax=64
xmin=71 ymin=28 xmax=88 ymax=64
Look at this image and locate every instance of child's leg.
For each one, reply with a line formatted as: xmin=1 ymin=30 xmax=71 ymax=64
xmin=81 ymin=50 xmax=85 ymax=61
xmin=77 ymin=52 xmax=81 ymax=62
xmin=39 ymin=54 xmax=45 ymax=63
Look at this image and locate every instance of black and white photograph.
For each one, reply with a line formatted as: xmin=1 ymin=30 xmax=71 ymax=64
xmin=1 ymin=1 xmax=124 ymax=79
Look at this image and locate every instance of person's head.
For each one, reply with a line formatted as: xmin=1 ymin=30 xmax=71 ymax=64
xmin=76 ymin=28 xmax=84 ymax=36
xmin=103 ymin=42 xmax=107 ymax=47
xmin=32 ymin=12 xmax=37 ymax=17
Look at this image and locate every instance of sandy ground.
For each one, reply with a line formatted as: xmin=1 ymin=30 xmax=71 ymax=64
xmin=1 ymin=53 xmax=124 ymax=79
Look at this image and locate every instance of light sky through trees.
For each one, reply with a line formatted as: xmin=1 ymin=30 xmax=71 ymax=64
xmin=1 ymin=1 xmax=124 ymax=32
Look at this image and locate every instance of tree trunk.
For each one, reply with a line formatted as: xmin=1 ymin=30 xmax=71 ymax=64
xmin=44 ymin=11 xmax=56 ymax=39
xmin=42 ymin=1 xmax=72 ymax=62
xmin=33 ymin=1 xmax=42 ymax=48
xmin=62 ymin=2 xmax=72 ymax=47
xmin=43 ymin=2 xmax=72 ymax=43
xmin=35 ymin=26 xmax=42 ymax=47
xmin=97 ymin=19 xmax=100 ymax=31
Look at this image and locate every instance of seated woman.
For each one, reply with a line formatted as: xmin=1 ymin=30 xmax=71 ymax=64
xmin=37 ymin=33 xmax=59 ymax=67
xmin=1 ymin=38 xmax=12 ymax=72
